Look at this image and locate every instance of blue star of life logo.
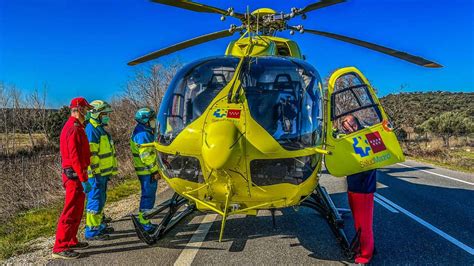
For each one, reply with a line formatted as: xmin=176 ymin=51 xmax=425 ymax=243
xmin=213 ymin=109 xmax=226 ymax=118
xmin=352 ymin=136 xmax=371 ymax=158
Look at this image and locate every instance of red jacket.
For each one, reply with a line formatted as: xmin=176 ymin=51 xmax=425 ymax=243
xmin=60 ymin=116 xmax=91 ymax=182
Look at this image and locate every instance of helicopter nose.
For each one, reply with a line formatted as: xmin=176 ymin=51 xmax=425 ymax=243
xmin=202 ymin=120 xmax=238 ymax=169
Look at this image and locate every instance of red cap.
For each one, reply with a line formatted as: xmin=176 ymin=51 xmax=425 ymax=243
xmin=69 ymin=97 xmax=93 ymax=109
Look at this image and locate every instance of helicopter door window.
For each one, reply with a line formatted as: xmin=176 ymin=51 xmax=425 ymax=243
xmin=331 ymin=73 xmax=382 ymax=137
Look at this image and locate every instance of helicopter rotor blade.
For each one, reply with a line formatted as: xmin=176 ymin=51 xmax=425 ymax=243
xmin=150 ymin=0 xmax=245 ymax=20
xmin=128 ymin=28 xmax=237 ymax=66
xmin=297 ymin=0 xmax=346 ymax=14
xmin=300 ymin=28 xmax=442 ymax=68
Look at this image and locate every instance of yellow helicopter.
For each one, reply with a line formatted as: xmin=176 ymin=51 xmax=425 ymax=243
xmin=128 ymin=0 xmax=442 ymax=255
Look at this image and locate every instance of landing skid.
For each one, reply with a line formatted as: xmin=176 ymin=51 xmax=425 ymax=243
xmin=131 ymin=186 xmax=354 ymax=258
xmin=301 ymin=185 xmax=354 ymax=258
xmin=131 ymin=193 xmax=195 ymax=245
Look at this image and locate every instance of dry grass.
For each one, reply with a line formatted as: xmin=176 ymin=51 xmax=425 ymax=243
xmin=0 ymin=140 xmax=136 ymax=223
xmin=0 ymin=177 xmax=147 ymax=260
xmin=0 ymin=133 xmax=47 ymax=152
xmin=0 ymin=135 xmax=142 ymax=260
xmin=0 ymin=153 xmax=64 ymax=222
xmin=402 ymin=137 xmax=473 ymax=173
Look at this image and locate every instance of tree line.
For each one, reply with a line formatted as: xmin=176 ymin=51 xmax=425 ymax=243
xmin=1 ymin=70 xmax=472 ymax=155
xmin=381 ymin=91 xmax=473 ymax=147
xmin=0 ymin=83 xmax=60 ymax=155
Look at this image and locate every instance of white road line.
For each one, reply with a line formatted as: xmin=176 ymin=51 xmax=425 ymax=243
xmin=374 ymin=196 xmax=399 ymax=213
xmin=174 ymin=214 xmax=217 ymax=266
xmin=256 ymin=210 xmax=283 ymax=217
xmin=396 ymin=163 xmax=474 ymax=186
xmin=374 ymin=193 xmax=474 ymax=255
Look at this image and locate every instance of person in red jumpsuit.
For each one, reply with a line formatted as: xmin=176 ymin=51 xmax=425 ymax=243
xmin=52 ymin=97 xmax=93 ymax=259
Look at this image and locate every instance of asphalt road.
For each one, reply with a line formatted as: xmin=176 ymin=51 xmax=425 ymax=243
xmin=49 ymin=160 xmax=474 ymax=265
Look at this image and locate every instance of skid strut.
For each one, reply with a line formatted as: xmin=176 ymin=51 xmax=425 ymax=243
xmin=301 ymin=185 xmax=353 ymax=258
xmin=131 ymin=193 xmax=195 ymax=245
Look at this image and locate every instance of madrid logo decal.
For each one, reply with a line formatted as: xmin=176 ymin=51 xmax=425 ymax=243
xmin=365 ymin=131 xmax=387 ymax=153
xmin=213 ymin=109 xmax=241 ymax=119
xmin=352 ymin=131 xmax=386 ymax=158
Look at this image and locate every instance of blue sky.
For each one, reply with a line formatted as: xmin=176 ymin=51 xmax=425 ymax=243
xmin=0 ymin=0 xmax=473 ymax=107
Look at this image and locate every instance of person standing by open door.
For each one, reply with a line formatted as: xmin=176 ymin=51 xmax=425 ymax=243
xmin=325 ymin=68 xmax=405 ymax=264
xmin=340 ymin=114 xmax=376 ymax=264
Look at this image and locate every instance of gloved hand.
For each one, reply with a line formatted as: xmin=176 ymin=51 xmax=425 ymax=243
xmin=82 ymin=181 xmax=92 ymax=193
xmin=151 ymin=172 xmax=160 ymax=180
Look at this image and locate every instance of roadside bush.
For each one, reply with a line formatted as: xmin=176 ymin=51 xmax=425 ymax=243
xmin=403 ymin=142 xmax=473 ymax=172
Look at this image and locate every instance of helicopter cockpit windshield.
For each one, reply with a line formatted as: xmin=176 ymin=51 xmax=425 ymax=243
xmin=157 ymin=56 xmax=239 ymax=144
xmin=241 ymin=57 xmax=323 ymax=150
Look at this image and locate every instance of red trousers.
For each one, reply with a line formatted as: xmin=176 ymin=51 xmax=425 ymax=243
xmin=53 ymin=174 xmax=85 ymax=253
xmin=348 ymin=192 xmax=375 ymax=264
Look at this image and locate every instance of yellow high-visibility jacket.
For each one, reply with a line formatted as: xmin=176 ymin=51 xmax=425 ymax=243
xmin=130 ymin=123 xmax=159 ymax=176
xmin=85 ymin=119 xmax=118 ymax=177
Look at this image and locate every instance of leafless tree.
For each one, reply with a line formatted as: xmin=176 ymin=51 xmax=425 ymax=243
xmin=124 ymin=61 xmax=182 ymax=111
xmin=28 ymin=84 xmax=49 ymax=143
xmin=113 ymin=61 xmax=182 ymax=142
xmin=8 ymin=86 xmax=24 ymax=151
xmin=108 ymin=61 xmax=182 ymax=179
xmin=0 ymin=82 xmax=11 ymax=155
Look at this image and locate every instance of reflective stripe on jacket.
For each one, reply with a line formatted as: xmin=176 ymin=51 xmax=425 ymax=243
xmin=85 ymin=119 xmax=118 ymax=177
xmin=130 ymin=123 xmax=159 ymax=176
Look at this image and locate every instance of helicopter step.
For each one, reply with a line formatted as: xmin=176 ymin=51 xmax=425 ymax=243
xmin=301 ymin=185 xmax=354 ymax=258
xmin=131 ymin=193 xmax=195 ymax=245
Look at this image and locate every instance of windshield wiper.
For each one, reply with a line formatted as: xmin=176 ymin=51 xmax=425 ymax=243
xmin=227 ymin=69 xmax=242 ymax=103
xmin=232 ymin=84 xmax=244 ymax=103
xmin=231 ymin=57 xmax=252 ymax=103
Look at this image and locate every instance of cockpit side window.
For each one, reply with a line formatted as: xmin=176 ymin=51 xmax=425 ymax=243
xmin=276 ymin=42 xmax=291 ymax=57
xmin=157 ymin=57 xmax=239 ymax=145
xmin=242 ymin=57 xmax=323 ymax=150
